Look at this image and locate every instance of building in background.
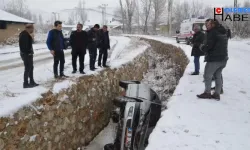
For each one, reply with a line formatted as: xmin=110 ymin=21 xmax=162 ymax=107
xmin=0 ymin=9 xmax=33 ymax=43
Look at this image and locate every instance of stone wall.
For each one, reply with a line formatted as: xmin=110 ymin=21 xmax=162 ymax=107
xmin=0 ymin=23 xmax=25 ymax=44
xmin=0 ymin=38 xmax=188 ymax=150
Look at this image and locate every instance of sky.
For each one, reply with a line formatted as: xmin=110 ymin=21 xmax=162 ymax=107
xmin=0 ymin=0 xmax=247 ymax=13
xmin=26 ymin=0 xmax=119 ymax=12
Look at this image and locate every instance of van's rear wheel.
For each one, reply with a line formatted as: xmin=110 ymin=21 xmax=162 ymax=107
xmin=176 ymin=38 xmax=180 ymax=43
xmin=185 ymin=38 xmax=190 ymax=45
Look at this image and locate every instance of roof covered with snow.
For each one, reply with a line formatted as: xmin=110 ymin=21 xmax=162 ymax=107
xmin=0 ymin=9 xmax=33 ymax=23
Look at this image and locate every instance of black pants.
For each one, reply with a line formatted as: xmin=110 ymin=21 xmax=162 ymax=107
xmin=72 ymin=50 xmax=85 ymax=72
xmin=53 ymin=50 xmax=65 ymax=75
xmin=89 ymin=47 xmax=97 ymax=69
xmin=98 ymin=48 xmax=108 ymax=66
xmin=21 ymin=53 xmax=34 ymax=84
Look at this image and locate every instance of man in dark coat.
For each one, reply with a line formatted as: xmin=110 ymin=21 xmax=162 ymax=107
xmin=19 ymin=24 xmax=39 ymax=88
xmin=197 ymin=19 xmax=229 ymax=100
xmin=190 ymin=25 xmax=205 ymax=75
xmin=46 ymin=21 xmax=68 ymax=78
xmin=98 ymin=25 xmax=110 ymax=67
xmin=70 ymin=23 xmax=88 ymax=74
xmin=87 ymin=24 xmax=100 ymax=71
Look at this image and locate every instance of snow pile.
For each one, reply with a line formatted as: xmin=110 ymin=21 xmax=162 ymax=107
xmin=142 ymin=50 xmax=177 ymax=105
xmin=53 ymin=80 xmax=75 ymax=94
xmin=110 ymin=37 xmax=150 ymax=68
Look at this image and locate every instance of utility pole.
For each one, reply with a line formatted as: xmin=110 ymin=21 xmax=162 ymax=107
xmin=137 ymin=0 xmax=140 ymax=33
xmin=233 ymin=0 xmax=238 ymax=34
xmin=99 ymin=4 xmax=108 ymax=26
xmin=52 ymin=12 xmax=57 ymax=21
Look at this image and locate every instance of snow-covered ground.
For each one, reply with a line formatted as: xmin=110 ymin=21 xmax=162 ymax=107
xmin=0 ymin=36 xmax=119 ymax=117
xmin=130 ymin=35 xmax=250 ymax=150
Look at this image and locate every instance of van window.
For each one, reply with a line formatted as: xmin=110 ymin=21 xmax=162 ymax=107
xmin=192 ymin=23 xmax=205 ymax=31
xmin=0 ymin=21 xmax=7 ymax=29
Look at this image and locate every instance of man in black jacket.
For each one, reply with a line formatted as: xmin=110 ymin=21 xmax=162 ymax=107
xmin=46 ymin=21 xmax=68 ymax=78
xmin=197 ymin=19 xmax=228 ymax=100
xmin=19 ymin=24 xmax=39 ymax=88
xmin=70 ymin=23 xmax=88 ymax=74
xmin=190 ymin=25 xmax=204 ymax=75
xmin=87 ymin=24 xmax=100 ymax=71
xmin=98 ymin=25 xmax=110 ymax=67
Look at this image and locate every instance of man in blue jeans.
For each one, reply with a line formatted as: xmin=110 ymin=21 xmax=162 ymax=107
xmin=190 ymin=25 xmax=205 ymax=75
xmin=46 ymin=21 xmax=68 ymax=78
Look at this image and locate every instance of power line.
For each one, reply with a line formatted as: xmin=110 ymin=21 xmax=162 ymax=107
xmin=60 ymin=7 xmax=121 ymax=19
xmin=99 ymin=4 xmax=108 ymax=25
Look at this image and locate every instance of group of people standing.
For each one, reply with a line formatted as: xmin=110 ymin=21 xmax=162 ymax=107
xmin=190 ymin=19 xmax=230 ymax=101
xmin=19 ymin=21 xmax=110 ymax=88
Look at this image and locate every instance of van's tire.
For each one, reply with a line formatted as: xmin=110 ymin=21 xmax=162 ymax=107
xmin=185 ymin=38 xmax=190 ymax=45
xmin=176 ymin=38 xmax=180 ymax=43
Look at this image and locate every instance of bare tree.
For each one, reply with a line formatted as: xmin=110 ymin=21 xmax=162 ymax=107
xmin=77 ymin=0 xmax=87 ymax=24
xmin=39 ymin=14 xmax=43 ymax=25
xmin=190 ymin=0 xmax=204 ymax=17
xmin=24 ymin=10 xmax=32 ymax=20
xmin=167 ymin=0 xmax=173 ymax=35
xmin=124 ymin=0 xmax=136 ymax=33
xmin=133 ymin=0 xmax=141 ymax=33
xmin=172 ymin=0 xmax=192 ymax=30
xmin=141 ymin=0 xmax=153 ymax=34
xmin=202 ymin=6 xmax=213 ymax=18
xmin=67 ymin=16 xmax=74 ymax=25
xmin=182 ymin=1 xmax=191 ymax=19
xmin=4 ymin=0 xmax=28 ymax=18
xmin=32 ymin=14 xmax=38 ymax=23
xmin=119 ymin=0 xmax=126 ymax=33
xmin=152 ymin=0 xmax=167 ymax=34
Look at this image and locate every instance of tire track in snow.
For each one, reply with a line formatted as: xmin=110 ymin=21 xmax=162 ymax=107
xmin=0 ymin=39 xmax=118 ymax=71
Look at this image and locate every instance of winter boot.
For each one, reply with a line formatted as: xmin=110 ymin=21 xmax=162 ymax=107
xmin=103 ymin=65 xmax=110 ymax=68
xmin=211 ymin=93 xmax=220 ymax=101
xmin=191 ymin=72 xmax=199 ymax=75
xmin=72 ymin=70 xmax=77 ymax=74
xmin=221 ymin=88 xmax=224 ymax=94
xmin=23 ymin=82 xmax=33 ymax=89
xmin=104 ymin=144 xmax=114 ymax=150
xmin=211 ymin=87 xmax=224 ymax=94
xmin=80 ymin=71 xmax=86 ymax=74
xmin=60 ymin=73 xmax=69 ymax=78
xmin=30 ymin=81 xmax=39 ymax=87
xmin=54 ymin=74 xmax=59 ymax=79
xmin=197 ymin=92 xmax=212 ymax=99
